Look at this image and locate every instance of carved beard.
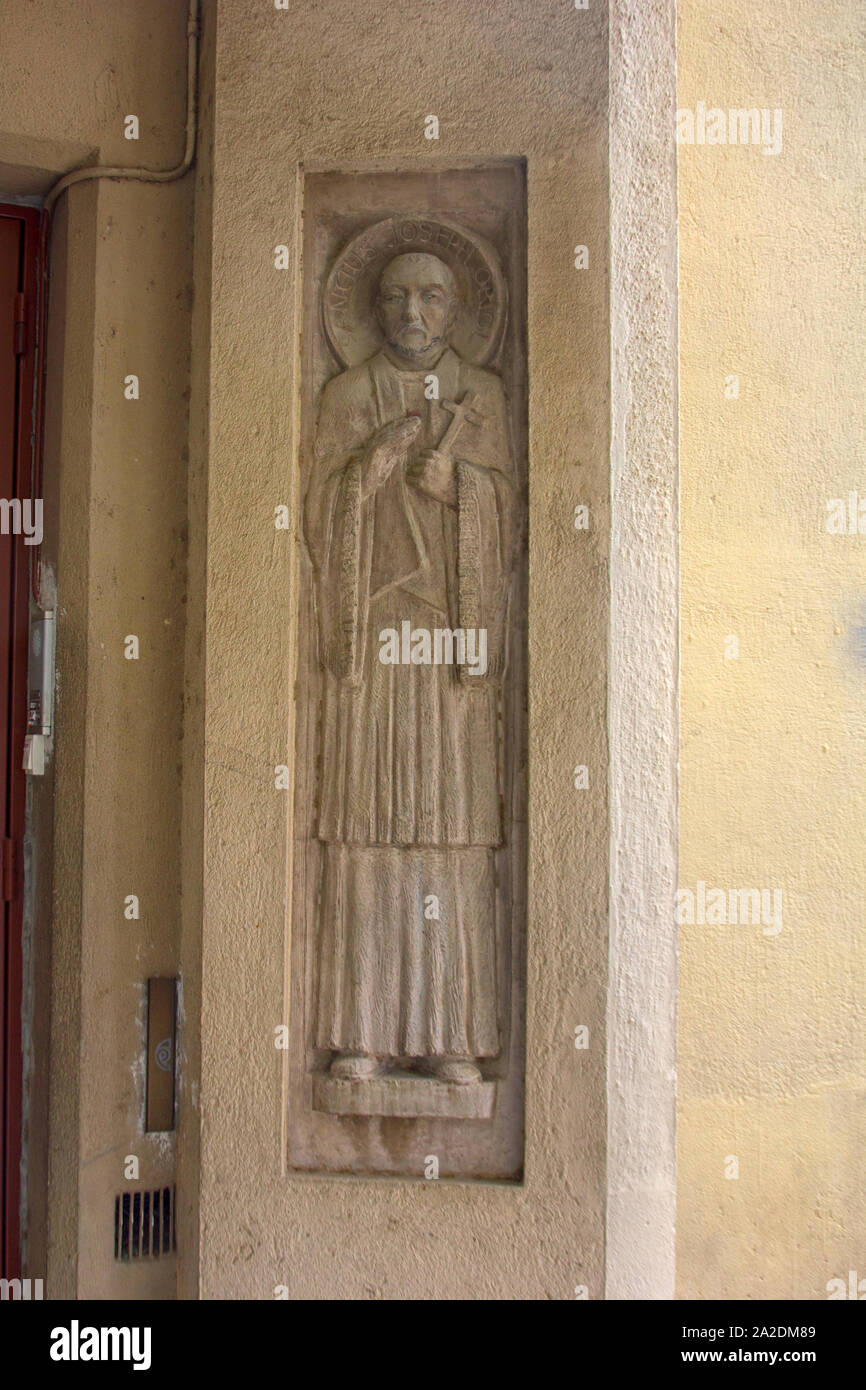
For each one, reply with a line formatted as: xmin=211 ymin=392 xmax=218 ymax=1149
xmin=387 ymin=333 xmax=447 ymax=362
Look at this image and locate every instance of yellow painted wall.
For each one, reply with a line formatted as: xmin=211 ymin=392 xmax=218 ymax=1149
xmin=677 ymin=1 xmax=866 ymax=1298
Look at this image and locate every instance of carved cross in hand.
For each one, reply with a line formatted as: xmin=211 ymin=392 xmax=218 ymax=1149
xmin=437 ymin=392 xmax=484 ymax=460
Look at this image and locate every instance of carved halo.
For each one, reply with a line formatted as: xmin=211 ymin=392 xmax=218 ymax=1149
xmin=323 ymin=215 xmax=507 ymax=368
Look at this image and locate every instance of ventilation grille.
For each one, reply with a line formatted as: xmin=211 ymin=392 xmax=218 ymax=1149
xmin=114 ymin=1186 xmax=176 ymax=1260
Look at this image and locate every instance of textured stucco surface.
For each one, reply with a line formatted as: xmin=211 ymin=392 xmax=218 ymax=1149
xmin=189 ymin=0 xmax=615 ymax=1299
xmin=607 ymin=0 xmax=678 ymax=1300
xmin=677 ymin=0 xmax=866 ymax=1299
xmin=0 ymin=0 xmax=187 ymax=193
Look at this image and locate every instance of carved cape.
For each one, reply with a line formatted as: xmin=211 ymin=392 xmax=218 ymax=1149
xmin=305 ymin=346 xmax=516 ymax=692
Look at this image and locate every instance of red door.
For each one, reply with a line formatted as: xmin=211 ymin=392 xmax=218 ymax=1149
xmin=0 ymin=205 xmax=39 ymax=1280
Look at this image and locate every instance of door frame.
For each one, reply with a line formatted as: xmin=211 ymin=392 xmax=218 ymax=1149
xmin=0 ymin=202 xmax=41 ymax=1280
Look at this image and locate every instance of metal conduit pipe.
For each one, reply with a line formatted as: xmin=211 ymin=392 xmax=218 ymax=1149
xmin=31 ymin=0 xmax=200 ymax=604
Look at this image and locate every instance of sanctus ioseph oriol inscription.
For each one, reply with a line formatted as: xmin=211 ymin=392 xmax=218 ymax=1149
xmin=289 ymin=165 xmax=527 ymax=1180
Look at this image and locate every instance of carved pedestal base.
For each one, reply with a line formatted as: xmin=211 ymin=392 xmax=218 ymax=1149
xmin=312 ymin=1072 xmax=497 ymax=1119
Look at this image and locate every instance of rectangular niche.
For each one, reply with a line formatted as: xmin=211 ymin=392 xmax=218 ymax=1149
xmin=287 ymin=162 xmax=527 ymax=1180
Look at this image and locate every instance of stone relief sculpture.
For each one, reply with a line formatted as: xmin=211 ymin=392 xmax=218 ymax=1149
xmin=303 ymin=217 xmax=517 ymax=1107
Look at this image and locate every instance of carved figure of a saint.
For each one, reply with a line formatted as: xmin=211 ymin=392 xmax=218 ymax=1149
xmin=305 ymin=245 xmax=515 ymax=1085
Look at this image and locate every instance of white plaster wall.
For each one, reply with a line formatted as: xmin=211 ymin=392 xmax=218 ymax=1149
xmin=607 ymin=0 xmax=679 ymax=1301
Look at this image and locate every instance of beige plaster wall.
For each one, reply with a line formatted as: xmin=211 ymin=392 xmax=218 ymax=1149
xmin=0 ymin=0 xmax=188 ymax=194
xmin=187 ymin=0 xmax=614 ymax=1299
xmin=0 ymin=1 xmax=194 ymax=1296
xmin=677 ymin=0 xmax=866 ymax=1299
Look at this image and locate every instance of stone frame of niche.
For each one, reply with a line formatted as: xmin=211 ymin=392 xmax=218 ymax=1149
xmin=181 ymin=0 xmax=677 ymax=1301
xmin=286 ymin=162 xmax=528 ymax=1181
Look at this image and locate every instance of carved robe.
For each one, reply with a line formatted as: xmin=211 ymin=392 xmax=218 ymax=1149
xmin=305 ymin=346 xmax=515 ymax=1059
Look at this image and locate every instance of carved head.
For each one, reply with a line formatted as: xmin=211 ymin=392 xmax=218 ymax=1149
xmin=375 ymin=253 xmax=459 ymax=363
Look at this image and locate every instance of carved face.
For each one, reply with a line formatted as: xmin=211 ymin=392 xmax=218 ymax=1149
xmin=376 ymin=254 xmax=457 ymax=360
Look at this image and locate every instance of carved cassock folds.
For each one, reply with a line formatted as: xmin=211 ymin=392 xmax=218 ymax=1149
xmin=304 ymin=236 xmax=516 ymax=1082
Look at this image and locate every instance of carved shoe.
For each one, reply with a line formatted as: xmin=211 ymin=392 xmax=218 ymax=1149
xmin=330 ymin=1053 xmax=380 ymax=1080
xmin=429 ymin=1058 xmax=482 ymax=1085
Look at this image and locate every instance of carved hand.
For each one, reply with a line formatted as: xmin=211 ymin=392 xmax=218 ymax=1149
xmin=407 ymin=449 xmax=458 ymax=507
xmin=360 ymin=416 xmax=423 ymax=498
